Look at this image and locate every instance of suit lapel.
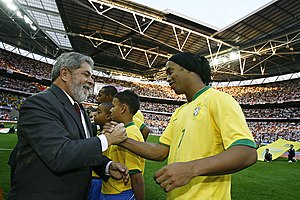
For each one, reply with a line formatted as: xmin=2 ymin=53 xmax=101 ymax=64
xmin=65 ymin=103 xmax=86 ymax=139
xmin=49 ymin=84 xmax=87 ymax=139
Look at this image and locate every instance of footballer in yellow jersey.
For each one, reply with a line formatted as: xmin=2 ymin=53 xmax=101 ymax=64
xmin=119 ymin=52 xmax=257 ymax=200
xmin=102 ymin=122 xmax=145 ymax=195
xmin=102 ymin=90 xmax=145 ymax=200
xmin=160 ymin=86 xmax=256 ymax=200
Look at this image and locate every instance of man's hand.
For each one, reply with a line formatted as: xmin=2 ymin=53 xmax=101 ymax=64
xmin=102 ymin=121 xmax=117 ymax=133
xmin=154 ymin=162 xmax=194 ymax=192
xmin=109 ymin=162 xmax=129 ymax=185
xmin=103 ymin=122 xmax=127 ymax=145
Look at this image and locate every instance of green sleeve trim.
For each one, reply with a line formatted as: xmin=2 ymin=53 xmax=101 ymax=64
xmin=140 ymin=123 xmax=146 ymax=131
xmin=129 ymin=169 xmax=142 ymax=175
xmin=125 ymin=121 xmax=135 ymax=128
xmin=229 ymin=139 xmax=256 ymax=149
xmin=158 ymin=141 xmax=170 ymax=147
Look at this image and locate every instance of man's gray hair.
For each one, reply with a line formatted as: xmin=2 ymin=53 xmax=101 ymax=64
xmin=51 ymin=52 xmax=94 ymax=82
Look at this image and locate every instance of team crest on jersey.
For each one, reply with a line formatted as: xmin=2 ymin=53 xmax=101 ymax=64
xmin=193 ymin=106 xmax=201 ymax=116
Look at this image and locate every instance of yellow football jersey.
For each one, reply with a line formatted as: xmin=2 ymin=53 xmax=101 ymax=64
xmin=102 ymin=122 xmax=145 ymax=194
xmin=159 ymin=86 xmax=256 ymax=200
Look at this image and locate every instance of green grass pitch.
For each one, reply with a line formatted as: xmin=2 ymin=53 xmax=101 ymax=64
xmin=1 ymin=129 xmax=299 ymax=199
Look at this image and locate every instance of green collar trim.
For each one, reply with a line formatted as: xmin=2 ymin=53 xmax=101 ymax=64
xmin=192 ymin=86 xmax=211 ymax=101
xmin=125 ymin=121 xmax=135 ymax=128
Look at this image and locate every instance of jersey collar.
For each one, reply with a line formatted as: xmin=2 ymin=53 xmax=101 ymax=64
xmin=192 ymin=86 xmax=211 ymax=101
xmin=125 ymin=121 xmax=135 ymax=128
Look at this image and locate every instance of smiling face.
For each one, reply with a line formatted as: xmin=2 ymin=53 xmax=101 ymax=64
xmin=166 ymin=61 xmax=190 ymax=95
xmin=67 ymin=61 xmax=94 ymax=102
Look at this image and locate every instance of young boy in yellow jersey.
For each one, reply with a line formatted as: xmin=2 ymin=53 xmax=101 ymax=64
xmin=97 ymin=85 xmax=150 ymax=141
xmin=88 ymin=102 xmax=113 ymax=200
xmin=111 ymin=52 xmax=257 ymax=200
xmin=100 ymin=90 xmax=145 ymax=200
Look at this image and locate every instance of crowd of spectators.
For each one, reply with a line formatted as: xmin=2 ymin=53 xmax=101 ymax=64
xmin=1 ymin=75 xmax=300 ymax=119
xmin=0 ymin=75 xmax=47 ymax=94
xmin=0 ymin=91 xmax=27 ymax=121
xmin=140 ymin=102 xmax=179 ymax=113
xmin=2 ymin=48 xmax=300 ymax=104
xmin=0 ymin=110 xmax=10 ymax=120
xmin=0 ymin=49 xmax=52 ymax=80
xmin=0 ymin=91 xmax=27 ymax=110
xmin=217 ymin=80 xmax=300 ymax=105
xmin=142 ymin=113 xmax=171 ymax=135
xmin=1 ymin=49 xmax=300 ymax=142
xmin=243 ymin=107 xmax=300 ymax=119
xmin=93 ymin=75 xmax=186 ymax=100
xmin=94 ymin=74 xmax=300 ymax=104
xmin=249 ymin=122 xmax=300 ymax=145
xmin=142 ymin=103 xmax=300 ymax=119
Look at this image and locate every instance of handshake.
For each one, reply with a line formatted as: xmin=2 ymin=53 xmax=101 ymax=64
xmin=102 ymin=121 xmax=127 ymax=146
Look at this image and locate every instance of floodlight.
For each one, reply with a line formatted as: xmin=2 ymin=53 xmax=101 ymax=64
xmin=229 ymin=51 xmax=239 ymax=60
xmin=6 ymin=1 xmax=17 ymax=11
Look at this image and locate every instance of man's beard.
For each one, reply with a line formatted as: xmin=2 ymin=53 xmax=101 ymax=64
xmin=69 ymin=78 xmax=93 ymax=102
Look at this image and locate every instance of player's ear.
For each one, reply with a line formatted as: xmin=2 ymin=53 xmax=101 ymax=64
xmin=107 ymin=94 xmax=114 ymax=102
xmin=120 ymin=104 xmax=127 ymax=114
xmin=104 ymin=95 xmax=109 ymax=101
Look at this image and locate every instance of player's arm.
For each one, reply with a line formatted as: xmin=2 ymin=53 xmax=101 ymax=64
xmin=120 ymin=138 xmax=169 ymax=161
xmin=155 ymin=145 xmax=257 ymax=192
xmin=141 ymin=125 xmax=150 ymax=141
xmin=103 ymin=121 xmax=169 ymax=161
xmin=130 ymin=172 xmax=144 ymax=200
xmin=188 ymin=145 xmax=257 ymax=175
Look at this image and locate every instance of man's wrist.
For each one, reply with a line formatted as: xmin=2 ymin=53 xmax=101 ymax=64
xmin=96 ymin=125 xmax=101 ymax=130
xmin=105 ymin=161 xmax=113 ymax=176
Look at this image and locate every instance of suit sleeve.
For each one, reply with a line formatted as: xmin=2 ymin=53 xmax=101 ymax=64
xmin=91 ymin=156 xmax=110 ymax=182
xmin=18 ymin=94 xmax=107 ymax=173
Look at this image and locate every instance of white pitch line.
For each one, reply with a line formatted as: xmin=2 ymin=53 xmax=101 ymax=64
xmin=0 ymin=148 xmax=13 ymax=151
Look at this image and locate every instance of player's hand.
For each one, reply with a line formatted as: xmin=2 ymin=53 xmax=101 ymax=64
xmin=103 ymin=122 xmax=127 ymax=145
xmin=154 ymin=162 xmax=194 ymax=192
xmin=109 ymin=162 xmax=129 ymax=185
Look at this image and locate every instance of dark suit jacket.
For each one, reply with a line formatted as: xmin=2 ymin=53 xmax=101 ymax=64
xmin=91 ymin=123 xmax=98 ymax=137
xmin=9 ymin=84 xmax=110 ymax=200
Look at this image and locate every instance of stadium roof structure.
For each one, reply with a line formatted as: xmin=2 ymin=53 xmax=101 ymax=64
xmin=0 ymin=0 xmax=299 ymax=82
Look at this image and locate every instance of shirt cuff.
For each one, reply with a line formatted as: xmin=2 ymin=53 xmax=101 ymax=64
xmin=105 ymin=161 xmax=113 ymax=176
xmin=96 ymin=125 xmax=101 ymax=130
xmin=97 ymin=134 xmax=108 ymax=152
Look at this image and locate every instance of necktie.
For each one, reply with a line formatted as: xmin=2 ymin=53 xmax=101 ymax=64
xmin=74 ymin=102 xmax=90 ymax=138
xmin=73 ymin=102 xmax=82 ymax=120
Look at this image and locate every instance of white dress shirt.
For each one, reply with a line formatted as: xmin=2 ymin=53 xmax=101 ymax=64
xmin=62 ymin=90 xmax=109 ymax=152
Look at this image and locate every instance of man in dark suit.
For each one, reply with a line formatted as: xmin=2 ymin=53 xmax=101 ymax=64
xmin=9 ymin=52 xmax=129 ymax=200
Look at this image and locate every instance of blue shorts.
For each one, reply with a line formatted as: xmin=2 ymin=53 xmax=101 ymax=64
xmin=100 ymin=189 xmax=135 ymax=200
xmin=88 ymin=178 xmax=102 ymax=200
